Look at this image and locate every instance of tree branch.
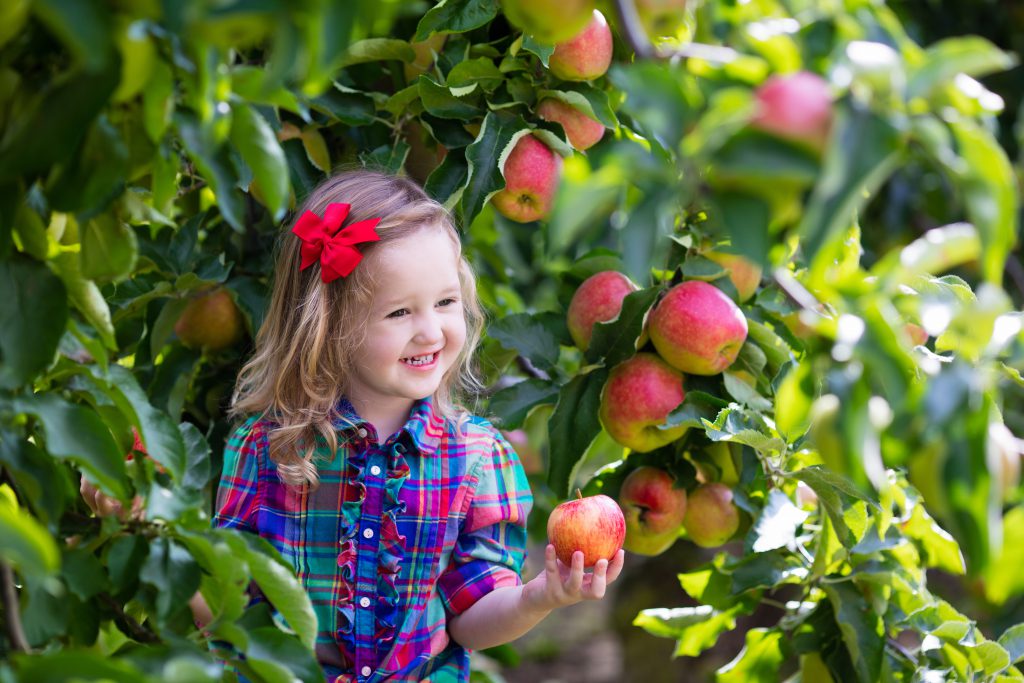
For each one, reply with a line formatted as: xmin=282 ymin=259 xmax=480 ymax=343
xmin=1 ymin=561 xmax=30 ymax=653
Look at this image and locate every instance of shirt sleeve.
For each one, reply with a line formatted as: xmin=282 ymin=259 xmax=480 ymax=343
xmin=213 ymin=416 xmax=265 ymax=532
xmin=437 ymin=426 xmax=533 ymax=616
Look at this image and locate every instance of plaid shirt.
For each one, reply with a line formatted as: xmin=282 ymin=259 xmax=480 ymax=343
xmin=213 ymin=397 xmax=532 ymax=682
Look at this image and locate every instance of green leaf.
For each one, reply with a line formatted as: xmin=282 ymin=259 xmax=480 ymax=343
xmin=245 ymin=626 xmax=324 ymax=683
xmin=175 ymin=112 xmax=246 ymax=232
xmin=790 ymin=466 xmax=876 ymax=548
xmin=999 ymin=624 xmax=1024 ymax=664
xmin=908 ymin=37 xmax=1017 ymax=100
xmin=0 ymin=487 xmax=60 ymax=576
xmin=45 ymin=114 xmax=128 ymax=216
xmin=902 ymin=501 xmax=965 ymax=574
xmin=798 ymin=105 xmax=902 ymax=263
xmin=773 ymin=359 xmax=814 ymax=441
xmin=10 ymin=650 xmax=146 ymax=683
xmin=32 ymin=0 xmax=116 ymax=73
xmin=716 ymin=628 xmax=786 ymax=682
xmin=608 ymin=62 xmax=692 ymax=149
xmin=948 ymin=119 xmax=1018 ymax=285
xmin=54 ymin=250 xmax=116 ymax=350
xmin=361 ymin=140 xmax=411 ymax=175
xmin=547 ymin=369 xmax=608 ymax=497
xmin=461 ymin=111 xmax=529 ymax=226
xmin=140 ymin=536 xmax=201 ymax=623
xmin=179 ymin=421 xmax=212 ymax=492
xmin=488 ymin=313 xmax=561 ymax=372
xmin=230 ymin=103 xmax=290 ymax=221
xmin=424 ymin=150 xmax=469 ymax=208
xmin=537 ymin=86 xmax=618 ymax=129
xmin=585 ymin=287 xmax=660 ymax=367
xmin=708 ymin=190 xmax=772 ymax=270
xmin=81 ymin=215 xmax=137 ymax=282
xmin=414 ymin=0 xmax=499 ymax=41
xmin=0 ymin=258 xmax=68 ymax=388
xmin=823 ymin=581 xmax=884 ymax=683
xmin=339 ymin=38 xmax=415 ymax=67
xmin=713 ymin=131 xmax=820 ymax=188
xmin=750 ymin=490 xmax=810 ymax=553
xmin=62 ymin=547 xmax=109 ymax=600
xmin=722 ymin=373 xmax=772 ymax=412
xmin=447 ymin=57 xmax=504 ymax=95
xmin=488 ymin=379 xmax=559 ymax=429
xmin=11 ymin=393 xmax=127 ymax=498
xmin=418 ymin=75 xmax=481 ymax=120
xmin=229 ymin=531 xmax=318 ymax=650
xmin=730 ymin=551 xmax=808 ymax=594
xmin=0 ymin=434 xmax=68 ymax=524
xmin=521 ymin=35 xmax=554 ymax=66
xmin=984 ymin=505 xmax=1024 ymax=603
xmin=634 ymin=605 xmax=739 ymax=657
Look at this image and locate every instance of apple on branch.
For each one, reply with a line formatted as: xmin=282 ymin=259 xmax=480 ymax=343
xmin=683 ymin=483 xmax=740 ymax=548
xmin=567 ymin=270 xmax=638 ymax=351
xmin=599 ymin=353 xmax=687 ymax=452
xmin=491 ymin=134 xmax=562 ymax=223
xmin=751 ymin=71 xmax=833 ymax=151
xmin=648 ymin=280 xmax=749 ymax=376
xmin=702 ymin=249 xmax=762 ymax=303
xmin=501 ymin=0 xmax=595 ymax=44
xmin=175 ymin=287 xmax=245 ymax=352
xmin=619 ymin=466 xmax=687 ymax=556
xmin=536 ymin=98 xmax=606 ymax=151
xmin=548 ymin=10 xmax=613 ymax=82
xmin=547 ymin=490 xmax=626 ymax=567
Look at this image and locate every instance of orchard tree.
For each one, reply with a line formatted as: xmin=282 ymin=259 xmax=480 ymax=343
xmin=0 ymin=0 xmax=1022 ymax=682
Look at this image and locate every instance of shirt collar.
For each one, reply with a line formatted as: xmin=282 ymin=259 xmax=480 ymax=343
xmin=333 ymin=396 xmax=445 ymax=455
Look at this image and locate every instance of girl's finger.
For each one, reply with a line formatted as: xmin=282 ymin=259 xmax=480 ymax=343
xmin=544 ymin=544 xmax=559 ymax=576
xmin=605 ymin=549 xmax=626 ymax=583
xmin=564 ymin=550 xmax=584 ymax=595
xmin=588 ymin=559 xmax=609 ymax=599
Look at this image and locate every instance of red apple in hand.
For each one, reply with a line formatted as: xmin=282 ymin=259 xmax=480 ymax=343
xmin=548 ymin=10 xmax=613 ymax=82
xmin=491 ymin=135 xmax=562 ymax=223
xmin=599 ymin=353 xmax=688 ymax=452
xmin=683 ymin=483 xmax=740 ymax=547
xmin=567 ymin=271 xmax=638 ymax=351
xmin=619 ymin=466 xmax=687 ymax=556
xmin=751 ymin=71 xmax=833 ymax=150
xmin=547 ymin=491 xmax=626 ymax=567
xmin=649 ymin=280 xmax=748 ymax=376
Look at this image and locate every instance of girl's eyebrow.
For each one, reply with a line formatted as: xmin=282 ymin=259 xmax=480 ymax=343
xmin=378 ymin=285 xmax=461 ymax=309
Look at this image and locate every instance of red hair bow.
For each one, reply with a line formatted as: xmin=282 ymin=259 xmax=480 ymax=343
xmin=292 ymin=203 xmax=382 ymax=283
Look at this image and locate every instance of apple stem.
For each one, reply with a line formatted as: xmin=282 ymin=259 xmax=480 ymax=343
xmin=575 ymin=488 xmax=583 ymax=500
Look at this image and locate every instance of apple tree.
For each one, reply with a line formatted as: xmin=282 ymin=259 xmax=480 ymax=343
xmin=0 ymin=0 xmax=1021 ymax=681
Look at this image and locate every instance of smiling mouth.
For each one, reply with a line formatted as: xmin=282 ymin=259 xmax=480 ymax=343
xmin=400 ymin=352 xmax=439 ymax=367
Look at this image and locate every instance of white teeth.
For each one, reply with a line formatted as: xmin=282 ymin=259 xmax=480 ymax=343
xmin=402 ymin=352 xmax=436 ymax=366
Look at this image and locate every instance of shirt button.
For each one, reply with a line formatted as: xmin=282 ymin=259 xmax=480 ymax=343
xmin=357 ymin=428 xmax=368 ymax=439
xmin=359 ymin=596 xmax=371 ymax=608
xmin=361 ymin=666 xmax=372 ymax=676
xmin=370 ymin=465 xmax=381 ymax=476
xmin=362 ymin=528 xmax=374 ymax=539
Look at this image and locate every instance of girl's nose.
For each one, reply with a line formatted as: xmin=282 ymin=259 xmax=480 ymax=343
xmin=415 ymin=312 xmax=444 ymax=344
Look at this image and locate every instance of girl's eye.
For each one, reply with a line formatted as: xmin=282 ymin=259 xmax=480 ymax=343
xmin=386 ymin=309 xmax=408 ymax=319
xmin=437 ymin=298 xmax=457 ymax=307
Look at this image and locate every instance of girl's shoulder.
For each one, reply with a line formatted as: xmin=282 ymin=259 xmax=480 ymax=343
xmin=225 ymin=414 xmax=274 ymax=458
xmin=445 ymin=413 xmax=513 ymax=456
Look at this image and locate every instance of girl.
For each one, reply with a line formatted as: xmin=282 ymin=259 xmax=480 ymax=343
xmin=213 ymin=170 xmax=625 ymax=682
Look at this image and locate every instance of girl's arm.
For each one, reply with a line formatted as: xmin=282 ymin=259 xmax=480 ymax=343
xmin=447 ymin=544 xmax=625 ymax=650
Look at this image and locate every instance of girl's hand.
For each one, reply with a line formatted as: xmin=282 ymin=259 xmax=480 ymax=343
xmin=521 ymin=544 xmax=625 ymax=614
xmin=79 ymin=476 xmax=145 ymax=521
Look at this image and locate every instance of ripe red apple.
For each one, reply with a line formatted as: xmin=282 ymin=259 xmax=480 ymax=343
xmin=619 ymin=466 xmax=687 ymax=556
xmin=683 ymin=483 xmax=740 ymax=547
xmin=648 ymin=280 xmax=748 ymax=376
xmin=567 ymin=271 xmax=637 ymax=351
xmin=703 ymin=250 xmax=762 ymax=302
xmin=501 ymin=0 xmax=595 ymax=44
xmin=599 ymin=353 xmax=688 ymax=452
xmin=548 ymin=10 xmax=613 ymax=82
xmin=751 ymin=71 xmax=833 ymax=150
xmin=175 ymin=287 xmax=245 ymax=351
xmin=536 ymin=98 xmax=605 ymax=151
xmin=491 ymin=135 xmax=562 ymax=223
xmin=904 ymin=322 xmax=928 ymax=346
xmin=547 ymin=491 xmax=626 ymax=567
xmin=404 ymin=33 xmax=446 ymax=81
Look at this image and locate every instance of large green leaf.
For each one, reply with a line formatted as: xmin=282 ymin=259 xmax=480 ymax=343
xmin=230 ymin=102 xmax=290 ymax=221
xmin=907 ymin=37 xmax=1017 ymax=100
xmin=139 ymin=536 xmax=201 ymax=623
xmin=487 ymin=312 xmax=561 ymax=372
xmin=32 ymin=0 xmax=116 ymax=73
xmin=823 ymin=581 xmax=884 ymax=683
xmin=716 ymin=628 xmax=786 ymax=682
xmin=0 ymin=487 xmax=60 ymax=576
xmin=0 ymin=257 xmax=68 ymax=388
xmin=798 ymin=105 xmax=902 ymax=263
xmin=547 ymin=368 xmax=607 ymax=497
xmin=461 ymin=111 xmax=529 ymax=227
xmin=634 ymin=605 xmax=739 ymax=658
xmin=11 ymin=393 xmax=127 ymax=498
xmin=414 ymin=0 xmax=500 ymax=41
xmin=949 ymin=119 xmax=1018 ymax=284
xmin=175 ymin=112 xmax=246 ymax=232
xmin=790 ymin=466 xmax=876 ymax=548
xmin=488 ymin=378 xmax=560 ymax=429
xmin=80 ymin=215 xmax=137 ymax=282
xmin=418 ymin=75 xmax=482 ymax=120
xmin=749 ymin=490 xmax=810 ymax=553
xmin=339 ymin=38 xmax=415 ymax=67
xmin=45 ymin=115 xmax=129 ymax=216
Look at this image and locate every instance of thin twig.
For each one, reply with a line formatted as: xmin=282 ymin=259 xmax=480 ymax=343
xmin=1 ymin=561 xmax=30 ymax=653
xmin=97 ymin=593 xmax=161 ymax=644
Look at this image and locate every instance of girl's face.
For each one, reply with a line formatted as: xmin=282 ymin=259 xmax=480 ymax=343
xmin=346 ymin=227 xmax=467 ymax=427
